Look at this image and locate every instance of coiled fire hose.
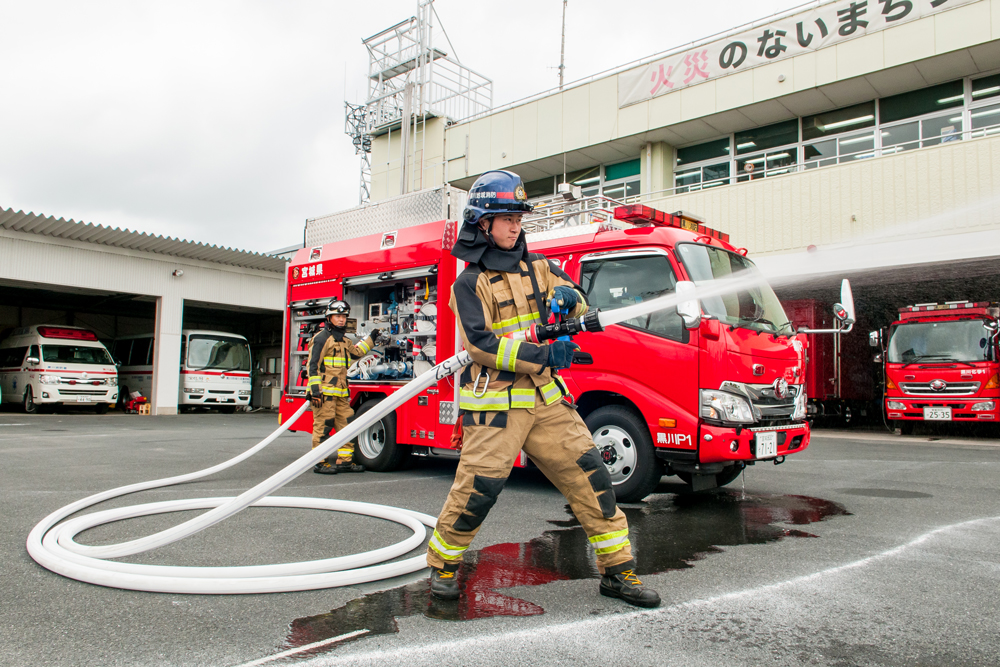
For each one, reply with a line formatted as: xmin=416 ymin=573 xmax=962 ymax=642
xmin=27 ymin=286 xmax=733 ymax=594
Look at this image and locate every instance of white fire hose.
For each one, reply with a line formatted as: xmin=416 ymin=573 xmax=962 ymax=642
xmin=27 ymin=284 xmax=740 ymax=594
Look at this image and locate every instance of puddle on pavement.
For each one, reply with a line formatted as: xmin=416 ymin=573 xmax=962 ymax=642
xmin=281 ymin=490 xmax=849 ymax=658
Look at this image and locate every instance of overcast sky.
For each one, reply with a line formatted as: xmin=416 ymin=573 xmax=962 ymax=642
xmin=0 ymin=0 xmax=807 ymax=255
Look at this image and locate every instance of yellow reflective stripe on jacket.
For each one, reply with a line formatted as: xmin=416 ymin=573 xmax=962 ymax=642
xmin=497 ymin=337 xmax=521 ymax=373
xmin=490 ymin=311 xmax=542 ymax=335
xmin=356 ymin=338 xmax=372 ymax=355
xmin=323 ymin=356 xmax=335 ymax=366
xmin=509 ymin=388 xmax=535 ymax=409
xmin=322 ymin=386 xmax=349 ymax=397
xmin=539 ymin=380 xmax=563 ymax=405
xmin=329 ymin=357 xmax=348 ymax=368
xmin=308 ymin=376 xmax=321 ymax=388
xmin=459 ymin=389 xmax=511 ymax=411
xmin=428 ymin=530 xmax=467 ymax=560
xmin=589 ymin=529 xmax=630 ymax=555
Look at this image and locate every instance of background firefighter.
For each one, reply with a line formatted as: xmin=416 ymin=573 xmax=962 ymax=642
xmin=426 ymin=170 xmax=660 ymax=609
xmin=307 ymin=300 xmax=379 ymax=474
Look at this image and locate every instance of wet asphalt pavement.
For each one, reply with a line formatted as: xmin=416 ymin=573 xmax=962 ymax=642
xmin=2 ymin=409 xmax=1000 ymax=667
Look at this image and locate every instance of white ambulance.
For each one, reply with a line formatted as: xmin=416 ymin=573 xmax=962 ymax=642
xmin=0 ymin=325 xmax=118 ymax=413
xmin=114 ymin=330 xmax=251 ymax=413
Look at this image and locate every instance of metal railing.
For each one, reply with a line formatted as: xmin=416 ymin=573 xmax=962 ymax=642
xmin=642 ymin=120 xmax=1000 ymax=203
xmin=521 ymin=195 xmax=628 ymax=234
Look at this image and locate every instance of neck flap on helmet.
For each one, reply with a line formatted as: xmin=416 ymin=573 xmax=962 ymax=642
xmin=451 ymin=219 xmax=528 ymax=273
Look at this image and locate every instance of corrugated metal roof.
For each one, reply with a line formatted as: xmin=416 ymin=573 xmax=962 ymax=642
xmin=0 ymin=207 xmax=287 ymax=272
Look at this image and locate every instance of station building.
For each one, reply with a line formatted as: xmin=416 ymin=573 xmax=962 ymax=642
xmin=343 ymin=0 xmax=1000 ymax=416
xmin=365 ymin=0 xmax=1000 ymax=298
xmin=0 ymin=208 xmax=286 ymax=414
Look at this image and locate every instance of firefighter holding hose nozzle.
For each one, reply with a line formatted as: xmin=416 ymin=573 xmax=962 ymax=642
xmin=426 ymin=170 xmax=660 ymax=608
xmin=307 ymin=300 xmax=379 ymax=474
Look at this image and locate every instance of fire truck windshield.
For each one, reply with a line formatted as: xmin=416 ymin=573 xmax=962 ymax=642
xmin=676 ymin=243 xmax=793 ymax=334
xmin=40 ymin=345 xmax=114 ymax=365
xmin=187 ymin=335 xmax=251 ymax=372
xmin=887 ymin=320 xmax=992 ymax=364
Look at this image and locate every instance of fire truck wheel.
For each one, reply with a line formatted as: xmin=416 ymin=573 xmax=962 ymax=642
xmin=353 ymin=399 xmax=409 ymax=472
xmin=585 ymin=405 xmax=661 ymax=503
xmin=118 ymin=386 xmax=130 ymax=411
xmin=23 ymin=387 xmax=38 ymax=414
xmin=95 ymin=403 xmax=109 ymax=415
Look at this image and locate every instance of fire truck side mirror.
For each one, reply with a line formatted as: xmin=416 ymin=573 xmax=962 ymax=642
xmin=869 ymin=330 xmax=881 ymax=347
xmin=837 ymin=279 xmax=856 ymax=329
xmin=873 ymin=353 xmax=883 ymax=363
xmin=26 ymin=356 xmax=40 ymax=366
xmin=675 ymin=281 xmax=701 ymax=330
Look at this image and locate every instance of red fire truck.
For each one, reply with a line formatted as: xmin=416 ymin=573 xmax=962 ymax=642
xmin=280 ymin=203 xmax=851 ymax=501
xmin=870 ymin=301 xmax=1000 ymax=434
xmin=783 ymin=299 xmax=875 ymax=424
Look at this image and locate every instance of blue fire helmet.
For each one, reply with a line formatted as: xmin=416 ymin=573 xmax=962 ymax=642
xmin=462 ymin=170 xmax=534 ymax=226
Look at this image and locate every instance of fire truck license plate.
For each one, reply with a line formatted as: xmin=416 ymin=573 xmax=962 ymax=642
xmin=77 ymin=397 xmax=91 ymax=403
xmin=923 ymin=407 xmax=952 ymax=421
xmin=756 ymin=432 xmax=778 ymax=458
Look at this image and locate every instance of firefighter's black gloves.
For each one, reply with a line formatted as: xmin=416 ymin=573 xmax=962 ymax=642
xmin=309 ymin=387 xmax=323 ymax=409
xmin=547 ymin=340 xmax=580 ymax=370
xmin=369 ymin=328 xmax=382 ymax=343
xmin=548 ymin=286 xmax=578 ymax=317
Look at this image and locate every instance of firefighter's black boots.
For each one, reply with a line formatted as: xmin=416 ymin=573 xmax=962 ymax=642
xmin=430 ymin=563 xmax=460 ymax=600
xmin=599 ymin=562 xmax=661 ymax=608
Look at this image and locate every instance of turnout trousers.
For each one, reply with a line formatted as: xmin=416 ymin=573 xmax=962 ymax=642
xmin=427 ymin=399 xmax=633 ymax=573
xmin=311 ymin=396 xmax=356 ymax=462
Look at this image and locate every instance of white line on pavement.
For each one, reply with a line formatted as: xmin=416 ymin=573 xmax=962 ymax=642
xmin=231 ymin=630 xmax=370 ymax=667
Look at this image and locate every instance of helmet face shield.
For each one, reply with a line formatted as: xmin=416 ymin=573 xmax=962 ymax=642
xmin=325 ymin=300 xmax=350 ymax=317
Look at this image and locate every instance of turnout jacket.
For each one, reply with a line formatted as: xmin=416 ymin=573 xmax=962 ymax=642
xmin=307 ymin=328 xmax=375 ymax=399
xmin=452 ymin=253 xmax=588 ymax=412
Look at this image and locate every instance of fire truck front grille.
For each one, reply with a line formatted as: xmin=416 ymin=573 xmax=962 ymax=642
xmin=58 ymin=389 xmax=107 ymax=396
xmin=720 ymin=381 xmax=800 ymax=424
xmin=209 ymin=390 xmax=235 ymax=395
xmin=899 ymin=382 xmax=980 ymax=396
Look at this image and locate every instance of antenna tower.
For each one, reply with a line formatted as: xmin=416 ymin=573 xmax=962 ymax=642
xmin=345 ymin=0 xmax=493 ymax=204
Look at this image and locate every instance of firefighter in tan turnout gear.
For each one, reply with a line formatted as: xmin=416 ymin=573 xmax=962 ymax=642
xmin=426 ymin=170 xmax=660 ymax=608
xmin=307 ymin=300 xmax=379 ymax=474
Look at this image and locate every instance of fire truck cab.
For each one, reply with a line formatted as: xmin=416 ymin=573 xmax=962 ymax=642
xmin=281 ymin=204 xmax=840 ymax=501
xmin=871 ymin=301 xmax=1000 ymax=434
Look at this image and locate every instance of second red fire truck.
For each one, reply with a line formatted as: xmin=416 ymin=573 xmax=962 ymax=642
xmin=871 ymin=301 xmax=1000 ymax=434
xmin=281 ymin=202 xmax=854 ymax=501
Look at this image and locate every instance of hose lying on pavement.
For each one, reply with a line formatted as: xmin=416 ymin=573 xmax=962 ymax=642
xmin=27 ymin=285 xmax=703 ymax=594
xmin=25 ymin=352 xmax=471 ymax=594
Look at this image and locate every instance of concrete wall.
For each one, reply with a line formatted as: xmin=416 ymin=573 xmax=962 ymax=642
xmin=370 ymin=116 xmax=448 ymax=201
xmin=0 ymin=229 xmax=284 ymax=414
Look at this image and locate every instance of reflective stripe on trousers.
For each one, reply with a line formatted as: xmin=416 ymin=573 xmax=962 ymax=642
xmin=589 ymin=528 xmax=631 ymax=555
xmin=428 ymin=529 xmax=467 ymax=560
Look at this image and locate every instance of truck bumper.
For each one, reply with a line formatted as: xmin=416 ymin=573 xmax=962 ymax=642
xmin=885 ymin=398 xmax=999 ymax=422
xmin=43 ymin=387 xmax=117 ymax=405
xmin=696 ymin=422 xmax=810 ymax=464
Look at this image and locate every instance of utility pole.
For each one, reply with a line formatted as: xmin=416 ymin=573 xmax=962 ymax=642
xmin=558 ymin=0 xmax=567 ymax=89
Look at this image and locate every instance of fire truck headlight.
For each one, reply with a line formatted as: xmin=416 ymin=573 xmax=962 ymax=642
xmin=887 ymin=401 xmax=906 ymax=411
xmin=239 ymin=390 xmax=251 ymax=396
xmin=972 ymin=401 xmax=995 ymax=412
xmin=39 ymin=375 xmax=60 ymax=385
xmin=107 ymin=377 xmax=117 ymax=387
xmin=188 ymin=387 xmax=205 ymax=394
xmin=700 ymin=390 xmax=755 ymax=424
xmin=791 ymin=388 xmax=808 ymax=421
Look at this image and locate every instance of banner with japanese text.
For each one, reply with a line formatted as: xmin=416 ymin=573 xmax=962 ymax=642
xmin=618 ymin=0 xmax=979 ymax=108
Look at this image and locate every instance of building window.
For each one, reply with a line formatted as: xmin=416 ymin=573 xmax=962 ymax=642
xmin=734 ymin=120 xmax=798 ymax=155
xmin=602 ymin=159 xmax=641 ymax=201
xmin=524 ymin=176 xmax=555 ymax=199
xmin=879 ymin=80 xmax=963 ymax=124
xmin=675 ymin=138 xmax=731 ymax=193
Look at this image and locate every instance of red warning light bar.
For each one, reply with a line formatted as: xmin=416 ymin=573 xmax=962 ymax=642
xmin=36 ymin=326 xmax=99 ymax=341
xmin=612 ymin=205 xmax=729 ymax=243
